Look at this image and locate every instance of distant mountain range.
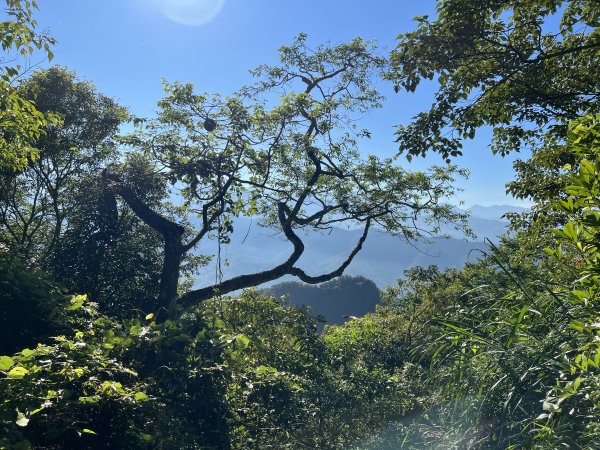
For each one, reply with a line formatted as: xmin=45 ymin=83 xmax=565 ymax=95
xmin=192 ymin=204 xmax=526 ymax=291
xmin=467 ymin=204 xmax=528 ymax=221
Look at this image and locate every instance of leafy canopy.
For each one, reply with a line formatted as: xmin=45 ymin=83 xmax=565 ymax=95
xmin=111 ymin=34 xmax=467 ymax=312
xmin=0 ymin=0 xmax=58 ymax=172
xmin=387 ymin=0 xmax=600 ymax=162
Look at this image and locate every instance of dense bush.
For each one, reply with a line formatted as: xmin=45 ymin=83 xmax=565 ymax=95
xmin=379 ymin=115 xmax=600 ymax=449
xmin=0 ymin=252 xmax=66 ymax=354
xmin=0 ymin=288 xmax=427 ymax=449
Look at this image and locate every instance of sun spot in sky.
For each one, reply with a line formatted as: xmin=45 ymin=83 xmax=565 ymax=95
xmin=153 ymin=0 xmax=226 ymax=26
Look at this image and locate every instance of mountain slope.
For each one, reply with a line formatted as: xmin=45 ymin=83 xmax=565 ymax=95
xmin=264 ymin=276 xmax=381 ymax=326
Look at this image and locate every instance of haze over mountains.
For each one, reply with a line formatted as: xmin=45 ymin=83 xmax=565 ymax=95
xmin=193 ymin=205 xmax=526 ymax=291
xmin=467 ymin=204 xmax=527 ymax=220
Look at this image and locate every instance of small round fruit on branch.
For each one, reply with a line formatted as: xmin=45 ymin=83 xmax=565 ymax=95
xmin=203 ymin=118 xmax=217 ymax=132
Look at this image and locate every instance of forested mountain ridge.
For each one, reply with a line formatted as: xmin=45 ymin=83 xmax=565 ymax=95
xmin=265 ymin=276 xmax=381 ymax=326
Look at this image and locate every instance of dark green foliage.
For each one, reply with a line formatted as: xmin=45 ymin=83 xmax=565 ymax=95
xmin=0 ymin=252 xmax=65 ymax=354
xmin=265 ymin=275 xmax=381 ymax=325
xmin=388 ymin=0 xmax=600 ymax=160
xmin=0 ymin=68 xmax=168 ymax=316
xmin=387 ymin=0 xmax=600 ymax=236
xmin=20 ymin=66 xmax=126 ymax=160
xmin=0 ymin=66 xmax=128 ymax=264
xmin=51 ymin=159 xmax=165 ymax=317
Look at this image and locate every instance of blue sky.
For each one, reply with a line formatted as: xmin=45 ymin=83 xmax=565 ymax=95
xmin=30 ymin=0 xmax=530 ymax=207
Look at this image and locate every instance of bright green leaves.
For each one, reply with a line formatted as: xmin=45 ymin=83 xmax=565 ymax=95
xmin=129 ymin=324 xmax=143 ymax=336
xmin=0 ymin=83 xmax=60 ymax=171
xmin=7 ymin=365 xmax=28 ymax=379
xmin=78 ymin=396 xmax=99 ymax=404
xmin=235 ymin=333 xmax=250 ymax=350
xmin=67 ymin=294 xmax=87 ymax=311
xmin=0 ymin=0 xmax=57 ymax=172
xmin=550 ymin=117 xmax=600 ymax=262
xmin=567 ymin=114 xmax=600 ymax=157
xmin=516 ymin=114 xmax=600 ymax=443
xmin=1 ymin=1 xmax=55 ymax=61
xmin=0 ymin=355 xmax=14 ymax=371
xmin=133 ymin=391 xmax=149 ymax=402
xmin=15 ymin=409 xmax=29 ymax=427
xmin=551 ymin=221 xmax=582 ymax=243
xmin=0 ymin=294 xmax=150 ymax=445
xmin=99 ymin=380 xmax=126 ymax=396
xmin=255 ymin=365 xmax=278 ymax=375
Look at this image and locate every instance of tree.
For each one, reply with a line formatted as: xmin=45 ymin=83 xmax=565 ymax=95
xmin=386 ymin=0 xmax=600 ymax=227
xmin=0 ymin=67 xmax=128 ymax=263
xmin=0 ymin=67 xmax=168 ymax=315
xmin=106 ymin=35 xmax=467 ymax=318
xmin=51 ymin=156 xmax=166 ymax=317
xmin=0 ymin=0 xmax=57 ymax=172
xmin=266 ymin=275 xmax=381 ymax=326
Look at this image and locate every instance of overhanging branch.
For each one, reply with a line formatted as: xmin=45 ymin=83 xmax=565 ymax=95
xmin=289 ymin=219 xmax=370 ymax=283
xmin=176 ymin=218 xmax=371 ymax=308
xmin=102 ymin=171 xmax=185 ymax=238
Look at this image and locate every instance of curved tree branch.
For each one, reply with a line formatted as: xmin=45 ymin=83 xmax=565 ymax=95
xmin=102 ymin=170 xmax=185 ymax=315
xmin=289 ymin=218 xmax=370 ymax=284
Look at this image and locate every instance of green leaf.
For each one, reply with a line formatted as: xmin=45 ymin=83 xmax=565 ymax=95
xmin=256 ymin=365 xmax=278 ymax=374
xmin=67 ymin=294 xmax=87 ymax=310
xmin=235 ymin=334 xmax=250 ymax=350
xmin=0 ymin=355 xmax=14 ymax=371
xmin=134 ymin=392 xmax=149 ymax=402
xmin=20 ymin=348 xmax=37 ymax=358
xmin=7 ymin=366 xmax=28 ymax=379
xmin=506 ymin=305 xmax=528 ymax=349
xmin=570 ymin=320 xmax=589 ymax=333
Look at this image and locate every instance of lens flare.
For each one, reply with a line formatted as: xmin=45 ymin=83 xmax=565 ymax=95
xmin=158 ymin=0 xmax=225 ymax=26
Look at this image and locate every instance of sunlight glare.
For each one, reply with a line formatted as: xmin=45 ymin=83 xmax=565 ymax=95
xmin=155 ymin=0 xmax=226 ymax=26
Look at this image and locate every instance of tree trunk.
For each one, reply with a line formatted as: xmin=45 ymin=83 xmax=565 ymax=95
xmin=102 ymin=171 xmax=186 ymax=320
xmin=159 ymin=233 xmax=184 ymax=318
